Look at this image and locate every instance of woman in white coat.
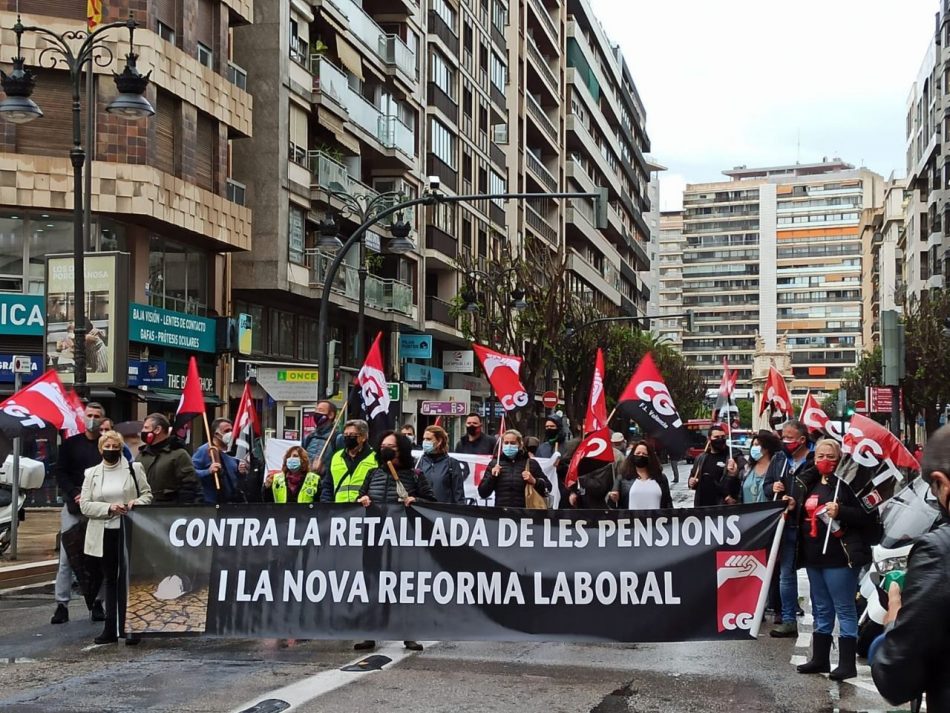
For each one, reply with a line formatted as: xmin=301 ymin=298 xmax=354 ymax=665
xmin=80 ymin=430 xmax=152 ymax=644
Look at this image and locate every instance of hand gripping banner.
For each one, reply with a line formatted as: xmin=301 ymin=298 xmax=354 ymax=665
xmin=127 ymin=502 xmax=785 ymax=643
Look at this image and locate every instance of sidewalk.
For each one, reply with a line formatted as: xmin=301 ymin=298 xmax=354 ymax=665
xmin=0 ymin=508 xmax=60 ymax=590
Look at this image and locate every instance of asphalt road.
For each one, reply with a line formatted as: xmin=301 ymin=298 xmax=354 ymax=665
xmin=0 ymin=470 xmax=915 ymax=713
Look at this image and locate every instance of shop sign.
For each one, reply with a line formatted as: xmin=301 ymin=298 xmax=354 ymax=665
xmin=166 ymin=360 xmax=216 ymax=393
xmin=0 ymin=294 xmax=45 ymax=336
xmin=128 ymin=303 xmax=216 ymax=354
xmin=237 ymin=313 xmax=253 ymax=355
xmin=403 ymin=363 xmax=444 ymax=390
xmin=442 ymin=349 xmax=474 ymax=373
xmin=0 ymin=354 xmax=43 ymax=383
xmin=257 ymin=366 xmax=319 ymax=402
xmin=127 ymin=360 xmax=167 ymax=387
xmin=399 ymin=334 xmax=433 ymax=359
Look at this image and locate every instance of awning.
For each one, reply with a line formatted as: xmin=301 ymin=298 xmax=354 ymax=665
xmin=318 ymin=111 xmax=360 ymax=154
xmin=335 ymin=36 xmax=364 ymax=81
xmin=112 ymin=386 xmax=227 ymax=406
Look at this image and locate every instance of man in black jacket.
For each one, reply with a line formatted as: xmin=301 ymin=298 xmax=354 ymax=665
xmin=51 ymin=402 xmax=107 ymax=625
xmin=871 ymin=425 xmax=950 ymax=711
xmin=454 ymin=413 xmax=497 ymax=456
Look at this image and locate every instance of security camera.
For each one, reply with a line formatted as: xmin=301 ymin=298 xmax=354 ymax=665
xmin=428 ymin=175 xmax=440 ymax=193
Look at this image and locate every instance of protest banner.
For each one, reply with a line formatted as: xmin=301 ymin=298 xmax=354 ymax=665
xmin=126 ymin=502 xmax=785 ymax=643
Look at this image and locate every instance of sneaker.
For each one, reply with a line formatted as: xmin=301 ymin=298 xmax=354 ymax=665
xmin=90 ymin=600 xmax=106 ymax=622
xmin=51 ymin=603 xmax=69 ymax=625
xmin=403 ymin=640 xmax=423 ymax=651
xmin=353 ymin=640 xmax=376 ymax=651
xmin=770 ymin=622 xmax=798 ymax=638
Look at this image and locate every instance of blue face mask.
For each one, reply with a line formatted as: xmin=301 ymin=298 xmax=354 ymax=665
xmin=286 ymin=457 xmax=301 ymax=471
xmin=422 ymin=440 xmax=435 ymax=454
xmin=502 ymin=444 xmax=519 ymax=458
xmin=749 ymin=445 xmax=762 ymax=461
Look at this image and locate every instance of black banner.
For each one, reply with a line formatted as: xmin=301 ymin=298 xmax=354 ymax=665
xmin=127 ymin=502 xmax=785 ymax=643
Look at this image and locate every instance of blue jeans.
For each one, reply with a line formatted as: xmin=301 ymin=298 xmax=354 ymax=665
xmin=779 ymin=525 xmax=800 ymax=623
xmin=806 ymin=566 xmax=859 ymax=639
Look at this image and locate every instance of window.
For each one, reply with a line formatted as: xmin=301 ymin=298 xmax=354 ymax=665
xmin=432 ymin=0 xmax=456 ymax=28
xmin=197 ymin=42 xmax=213 ymax=68
xmin=430 ymin=51 xmax=454 ymax=98
xmin=489 ymin=52 xmax=506 ymax=89
xmin=288 ymin=103 xmax=309 ymax=165
xmin=429 ymin=118 xmax=455 ymax=167
xmin=492 ymin=0 xmax=507 ymax=30
xmin=157 ymin=21 xmax=175 ymax=44
xmin=488 ymin=169 xmax=505 ymax=206
xmin=289 ymin=205 xmax=306 ymax=265
xmin=148 ymin=235 xmax=209 ymax=315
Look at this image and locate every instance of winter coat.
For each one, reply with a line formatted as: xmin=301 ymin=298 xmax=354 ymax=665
xmin=609 ymin=472 xmax=674 ymax=510
xmin=192 ymin=443 xmax=243 ymax=504
xmin=690 ymin=451 xmax=744 ymax=507
xmin=303 ymin=422 xmax=337 ymax=475
xmin=416 ymin=452 xmax=466 ymax=504
xmin=358 ymin=464 xmax=435 ymax=504
xmin=454 ymin=433 xmax=497 ymax=456
xmin=478 ymin=451 xmax=550 ymax=507
xmin=52 ymin=433 xmax=103 ymax=514
xmin=136 ymin=439 xmax=200 ymax=504
xmin=567 ymin=461 xmax=616 ymax=509
xmin=871 ymin=519 xmax=950 ymax=711
xmin=80 ymin=460 xmax=152 ymax=557
xmin=535 ymin=440 xmax=562 ymax=459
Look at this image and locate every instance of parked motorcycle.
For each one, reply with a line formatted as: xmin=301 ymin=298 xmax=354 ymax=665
xmin=0 ymin=455 xmax=46 ymax=556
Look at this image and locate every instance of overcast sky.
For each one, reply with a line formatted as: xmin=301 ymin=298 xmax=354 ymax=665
xmin=588 ymin=0 xmax=938 ymax=210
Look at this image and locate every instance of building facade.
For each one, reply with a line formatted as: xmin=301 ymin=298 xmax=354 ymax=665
xmin=655 ymin=210 xmax=684 ymax=349
xmin=681 ymin=160 xmax=882 ymax=399
xmin=861 ymin=178 xmax=907 ymax=350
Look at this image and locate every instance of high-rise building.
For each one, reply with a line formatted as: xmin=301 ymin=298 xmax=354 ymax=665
xmin=682 ymin=160 xmax=882 ymax=397
xmin=655 ymin=210 xmax=684 ymax=349
xmin=861 ymin=178 xmax=907 ymax=350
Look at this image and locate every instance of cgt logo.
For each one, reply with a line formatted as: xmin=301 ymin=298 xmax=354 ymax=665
xmin=843 ymin=425 xmax=884 ymax=468
xmin=634 ymin=380 xmax=683 ymax=428
xmin=716 ymin=551 xmax=767 ymax=633
xmin=499 ymin=390 xmax=529 ymax=410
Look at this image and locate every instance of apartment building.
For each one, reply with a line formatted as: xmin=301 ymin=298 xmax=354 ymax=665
xmin=861 ymin=178 xmax=907 ymax=350
xmin=0 ymin=0 xmax=252 ymax=414
xmin=681 ymin=160 xmax=882 ymax=398
xmin=655 ymin=210 xmax=684 ymax=349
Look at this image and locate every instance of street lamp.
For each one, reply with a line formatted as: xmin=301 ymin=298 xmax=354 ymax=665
xmin=0 ymin=13 xmax=154 ymax=399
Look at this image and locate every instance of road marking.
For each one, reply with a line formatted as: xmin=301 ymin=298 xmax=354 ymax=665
xmin=229 ymin=642 xmax=433 ymax=713
xmin=795 ymin=632 xmax=810 ymax=648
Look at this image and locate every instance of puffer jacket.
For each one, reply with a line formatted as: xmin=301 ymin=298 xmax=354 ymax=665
xmin=358 ymin=465 xmax=435 ymax=504
xmin=479 ymin=451 xmax=549 ymax=507
xmin=871 ymin=519 xmax=950 ymax=711
xmin=609 ymin=472 xmax=674 ymax=510
xmin=416 ymin=452 xmax=465 ymax=504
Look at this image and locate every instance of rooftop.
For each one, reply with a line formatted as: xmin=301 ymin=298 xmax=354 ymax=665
xmin=722 ymin=158 xmax=854 ymax=180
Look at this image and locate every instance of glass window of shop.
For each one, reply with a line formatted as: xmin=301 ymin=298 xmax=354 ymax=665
xmin=0 ymin=212 xmax=128 ymax=294
xmin=148 ymin=235 xmax=210 ymax=315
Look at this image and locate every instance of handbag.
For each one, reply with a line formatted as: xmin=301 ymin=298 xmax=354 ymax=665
xmin=524 ymin=483 xmax=548 ymax=510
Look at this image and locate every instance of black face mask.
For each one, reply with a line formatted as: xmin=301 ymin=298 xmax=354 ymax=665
xmin=379 ymin=447 xmax=397 ymax=463
xmin=466 ymin=425 xmax=479 ymax=437
xmin=633 ymin=455 xmax=649 ymax=468
xmin=102 ymin=449 xmax=122 ymax=465
xmin=710 ymin=438 xmax=726 ymax=452
xmin=544 ymin=429 xmax=558 ymax=441
xmin=343 ymin=435 xmax=359 ymax=451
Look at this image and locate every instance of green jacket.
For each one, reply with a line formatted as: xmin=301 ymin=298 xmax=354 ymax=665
xmin=271 ymin=471 xmax=320 ymax=503
xmin=327 ymin=448 xmax=376 ymax=503
xmin=136 ymin=439 xmax=200 ymax=504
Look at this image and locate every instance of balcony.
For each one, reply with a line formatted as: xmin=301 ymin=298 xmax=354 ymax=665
xmin=311 ymin=55 xmax=348 ymax=107
xmin=425 ymin=295 xmax=457 ymax=327
xmin=425 ymin=224 xmax=458 ymax=259
xmin=526 ymin=203 xmax=557 ymax=243
xmin=335 ymin=0 xmax=417 ymax=80
xmin=379 ymin=115 xmax=415 ymax=156
xmin=526 ymin=151 xmax=557 ymax=192
xmin=427 ymin=82 xmax=458 ymax=123
xmin=526 ymin=36 xmax=558 ymax=96
xmin=428 ymin=10 xmax=459 ymax=52
xmin=528 ymin=0 xmax=558 ymax=49
xmin=526 ymin=93 xmax=557 ymax=142
xmin=310 ymin=251 xmax=415 ymax=317
xmin=427 ymin=153 xmax=458 ymax=192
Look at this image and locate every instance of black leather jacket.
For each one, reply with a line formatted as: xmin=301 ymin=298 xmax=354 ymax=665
xmin=872 ymin=520 xmax=950 ymax=711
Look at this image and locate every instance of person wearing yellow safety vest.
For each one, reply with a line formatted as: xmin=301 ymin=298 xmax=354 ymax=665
xmin=263 ymin=446 xmax=320 ymax=504
xmin=319 ymin=419 xmax=376 ymax=503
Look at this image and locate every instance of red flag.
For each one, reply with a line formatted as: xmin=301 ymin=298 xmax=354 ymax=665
xmin=758 ymin=366 xmax=794 ymax=418
xmin=356 ymin=332 xmax=393 ymax=434
xmin=230 ymin=380 xmax=261 ymax=461
xmin=800 ymin=391 xmax=844 ymax=441
xmin=616 ymin=352 xmax=688 ymax=457
xmin=843 ymin=414 xmax=919 ymax=471
xmin=174 ymin=356 xmax=206 ymax=437
xmin=472 ymin=343 xmax=528 ymax=411
xmin=433 ymin=416 xmax=443 ymax=428
xmin=584 ymin=348 xmax=608 ymax=434
xmin=712 ymin=357 xmax=737 ymax=421
xmin=564 ymin=427 xmax=614 ymax=489
xmin=0 ymin=370 xmax=85 ymax=459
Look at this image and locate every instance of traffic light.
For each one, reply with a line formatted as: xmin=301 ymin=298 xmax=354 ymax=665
xmin=594 ymin=187 xmax=609 ymax=230
xmin=845 ymin=402 xmax=856 ymax=418
xmin=684 ymin=309 xmax=695 ymax=332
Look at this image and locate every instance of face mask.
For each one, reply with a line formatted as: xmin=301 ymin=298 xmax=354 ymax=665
xmin=544 ymin=429 xmax=558 ymax=441
xmin=502 ymin=444 xmax=519 ymax=458
xmin=633 ymin=455 xmax=649 ymax=468
xmin=102 ymin=449 xmax=121 ymax=465
xmin=85 ymin=416 xmax=102 ymax=432
xmin=749 ymin=445 xmax=763 ymax=461
xmin=220 ymin=432 xmax=232 ymax=447
xmin=710 ymin=438 xmax=726 ymax=451
xmin=315 ymin=413 xmax=329 ymax=428
xmin=141 ymin=430 xmax=156 ymax=445
xmin=816 ymin=459 xmax=837 ymax=476
xmin=782 ymin=440 xmax=800 ymax=455
xmin=422 ymin=441 xmax=435 ymax=454
xmin=286 ymin=457 xmax=301 ymax=471
xmin=466 ymin=425 xmax=480 ymax=437
xmin=343 ymin=435 xmax=359 ymax=450
xmin=379 ymin=447 xmax=397 ymax=463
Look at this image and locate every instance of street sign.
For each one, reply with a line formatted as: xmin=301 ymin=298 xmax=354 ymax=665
xmin=868 ymin=387 xmax=893 ymax=414
xmin=388 ymin=383 xmax=401 ymax=401
xmin=420 ymin=400 xmax=467 ymax=416
xmin=12 ymin=355 xmax=33 ymax=374
xmin=542 ymin=391 xmax=558 ymax=409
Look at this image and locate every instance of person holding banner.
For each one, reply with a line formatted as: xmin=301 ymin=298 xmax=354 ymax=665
xmin=608 ymin=441 xmax=673 ymax=510
xmin=80 ymin=430 xmax=152 ymax=645
xmin=136 ymin=414 xmax=200 ymax=504
xmin=792 ymin=438 xmax=874 ymax=681
xmin=479 ymin=429 xmax=550 ymax=507
xmin=417 ymin=425 xmax=466 ymax=504
xmin=192 ymin=418 xmax=246 ymax=504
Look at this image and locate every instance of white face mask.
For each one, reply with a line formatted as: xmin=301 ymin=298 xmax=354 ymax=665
xmin=220 ymin=432 xmax=233 ymax=447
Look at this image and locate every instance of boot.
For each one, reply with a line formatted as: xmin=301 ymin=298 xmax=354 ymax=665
xmin=94 ymin=630 xmax=118 ymax=645
xmin=829 ymin=637 xmax=857 ymax=681
xmin=90 ymin=600 xmax=105 ymax=622
xmin=797 ymin=632 xmax=832 ymax=674
xmin=403 ymin=640 xmax=423 ymax=651
xmin=353 ymin=640 xmax=376 ymax=651
xmin=50 ymin=603 xmax=69 ymax=625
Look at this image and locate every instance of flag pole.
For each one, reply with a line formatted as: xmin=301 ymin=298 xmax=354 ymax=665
xmin=821 ymin=475 xmax=842 ymax=555
xmin=201 ymin=407 xmax=221 ymax=493
xmin=314 ymin=401 xmax=349 ymax=470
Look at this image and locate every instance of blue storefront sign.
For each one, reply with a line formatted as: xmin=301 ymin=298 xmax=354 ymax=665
xmin=399 ymin=333 xmax=433 ymax=359
xmin=0 ymin=294 xmax=45 ymax=336
xmin=128 ymin=303 xmax=217 ymax=353
xmin=127 ymin=360 xmax=168 ymax=387
xmin=0 ymin=354 xmax=43 ymax=383
xmin=403 ymin=362 xmax=444 ymax=390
